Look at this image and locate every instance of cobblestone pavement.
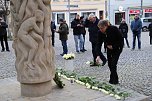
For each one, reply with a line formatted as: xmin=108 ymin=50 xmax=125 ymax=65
xmin=0 ymin=29 xmax=152 ymax=100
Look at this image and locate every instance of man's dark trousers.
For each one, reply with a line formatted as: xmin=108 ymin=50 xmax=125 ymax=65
xmin=91 ymin=42 xmax=106 ymax=63
xmin=107 ymin=49 xmax=121 ymax=84
xmin=0 ymin=34 xmax=9 ymax=51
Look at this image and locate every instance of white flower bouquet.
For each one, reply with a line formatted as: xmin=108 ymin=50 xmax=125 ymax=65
xmin=63 ymin=53 xmax=75 ymax=60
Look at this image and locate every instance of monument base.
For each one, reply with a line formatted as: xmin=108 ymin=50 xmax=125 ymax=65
xmin=21 ymin=80 xmax=52 ymax=97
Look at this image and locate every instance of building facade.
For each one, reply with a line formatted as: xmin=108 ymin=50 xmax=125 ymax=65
xmin=51 ymin=0 xmax=106 ymax=26
xmin=107 ymin=0 xmax=152 ymax=25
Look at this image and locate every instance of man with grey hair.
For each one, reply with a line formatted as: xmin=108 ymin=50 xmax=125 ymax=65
xmin=85 ymin=13 xmax=107 ymax=66
xmin=96 ymin=20 xmax=124 ymax=84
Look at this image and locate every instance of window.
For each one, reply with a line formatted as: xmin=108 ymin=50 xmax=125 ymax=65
xmin=70 ymin=13 xmax=77 ymax=22
xmin=81 ymin=12 xmax=95 ymax=19
xmin=57 ymin=13 xmax=65 ymax=24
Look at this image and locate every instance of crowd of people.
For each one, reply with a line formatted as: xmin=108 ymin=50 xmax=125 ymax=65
xmin=0 ymin=14 xmax=152 ymax=85
xmin=51 ymin=14 xmax=152 ymax=85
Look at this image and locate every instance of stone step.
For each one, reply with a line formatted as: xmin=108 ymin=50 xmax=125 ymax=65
xmin=0 ymin=77 xmax=150 ymax=101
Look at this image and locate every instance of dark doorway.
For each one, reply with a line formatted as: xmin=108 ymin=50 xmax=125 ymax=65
xmin=99 ymin=11 xmax=103 ymax=20
xmin=115 ymin=12 xmax=125 ymax=25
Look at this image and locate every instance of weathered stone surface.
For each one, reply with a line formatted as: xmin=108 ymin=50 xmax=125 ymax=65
xmin=10 ymin=0 xmax=55 ymax=96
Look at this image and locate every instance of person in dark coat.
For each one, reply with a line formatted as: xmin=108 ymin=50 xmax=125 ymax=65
xmin=80 ymin=16 xmax=87 ymax=51
xmin=85 ymin=13 xmax=106 ymax=66
xmin=0 ymin=17 xmax=9 ymax=52
xmin=119 ymin=19 xmax=130 ymax=48
xmin=55 ymin=19 xmax=69 ymax=56
xmin=96 ymin=20 xmax=124 ymax=84
xmin=130 ymin=15 xmax=142 ymax=50
xmin=50 ymin=21 xmax=56 ymax=47
xmin=71 ymin=14 xmax=84 ymax=53
xmin=148 ymin=22 xmax=152 ymax=45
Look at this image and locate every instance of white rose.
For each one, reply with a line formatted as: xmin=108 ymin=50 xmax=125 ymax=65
xmin=101 ymin=89 xmax=109 ymax=94
xmin=114 ymin=95 xmax=121 ymax=100
xmin=86 ymin=61 xmax=90 ymax=65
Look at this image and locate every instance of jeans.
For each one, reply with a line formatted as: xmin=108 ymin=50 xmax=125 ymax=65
xmin=74 ymin=34 xmax=84 ymax=51
xmin=132 ymin=33 xmax=141 ymax=49
xmin=61 ymin=40 xmax=68 ymax=54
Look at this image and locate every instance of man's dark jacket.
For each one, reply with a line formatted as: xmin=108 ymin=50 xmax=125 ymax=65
xmin=85 ymin=18 xmax=99 ymax=43
xmin=106 ymin=26 xmax=124 ymax=51
xmin=119 ymin=23 xmax=128 ymax=38
xmin=71 ymin=19 xmax=82 ymax=35
xmin=0 ymin=21 xmax=8 ymax=36
xmin=148 ymin=23 xmax=152 ymax=36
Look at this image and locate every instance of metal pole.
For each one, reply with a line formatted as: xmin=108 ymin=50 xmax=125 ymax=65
xmin=140 ymin=0 xmax=143 ymax=18
xmin=105 ymin=0 xmax=107 ymax=19
xmin=68 ymin=0 xmax=70 ymax=26
xmin=108 ymin=0 xmax=110 ymax=20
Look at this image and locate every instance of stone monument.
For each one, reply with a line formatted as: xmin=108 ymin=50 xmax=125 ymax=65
xmin=10 ymin=0 xmax=55 ymax=97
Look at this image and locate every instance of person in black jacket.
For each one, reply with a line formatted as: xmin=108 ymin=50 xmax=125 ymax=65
xmin=119 ymin=19 xmax=130 ymax=48
xmin=96 ymin=20 xmax=124 ymax=84
xmin=0 ymin=17 xmax=9 ymax=52
xmin=80 ymin=16 xmax=87 ymax=51
xmin=85 ymin=13 xmax=106 ymax=66
xmin=50 ymin=21 xmax=56 ymax=47
xmin=148 ymin=22 xmax=152 ymax=45
xmin=71 ymin=14 xmax=84 ymax=53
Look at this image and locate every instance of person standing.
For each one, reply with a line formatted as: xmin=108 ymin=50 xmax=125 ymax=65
xmin=85 ymin=13 xmax=106 ymax=66
xmin=71 ymin=14 xmax=84 ymax=53
xmin=96 ymin=20 xmax=124 ymax=84
xmin=80 ymin=16 xmax=87 ymax=51
xmin=119 ymin=19 xmax=130 ymax=48
xmin=50 ymin=21 xmax=56 ymax=47
xmin=148 ymin=22 xmax=152 ymax=45
xmin=0 ymin=17 xmax=9 ymax=52
xmin=55 ymin=19 xmax=68 ymax=56
xmin=130 ymin=15 xmax=142 ymax=50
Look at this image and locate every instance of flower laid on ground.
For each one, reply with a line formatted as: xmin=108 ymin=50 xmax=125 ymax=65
xmin=53 ymin=71 xmax=65 ymax=88
xmin=86 ymin=61 xmax=101 ymax=67
xmin=63 ymin=53 xmax=75 ymax=60
xmin=56 ymin=69 xmax=130 ymax=100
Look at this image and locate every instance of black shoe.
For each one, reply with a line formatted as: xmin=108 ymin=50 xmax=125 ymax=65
xmin=102 ymin=60 xmax=107 ymax=66
xmin=6 ymin=50 xmax=10 ymax=52
xmin=80 ymin=50 xmax=85 ymax=52
xmin=1 ymin=50 xmax=4 ymax=52
xmin=109 ymin=81 xmax=119 ymax=85
xmin=76 ymin=50 xmax=80 ymax=53
xmin=60 ymin=53 xmax=64 ymax=56
xmin=83 ymin=49 xmax=87 ymax=51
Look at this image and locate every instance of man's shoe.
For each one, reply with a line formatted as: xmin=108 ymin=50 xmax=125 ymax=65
xmin=109 ymin=81 xmax=119 ymax=85
xmin=6 ymin=50 xmax=10 ymax=52
xmin=102 ymin=60 xmax=107 ymax=66
xmin=131 ymin=48 xmax=134 ymax=51
xmin=83 ymin=49 xmax=87 ymax=51
xmin=80 ymin=50 xmax=85 ymax=52
xmin=60 ymin=53 xmax=64 ymax=56
xmin=1 ymin=50 xmax=4 ymax=52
